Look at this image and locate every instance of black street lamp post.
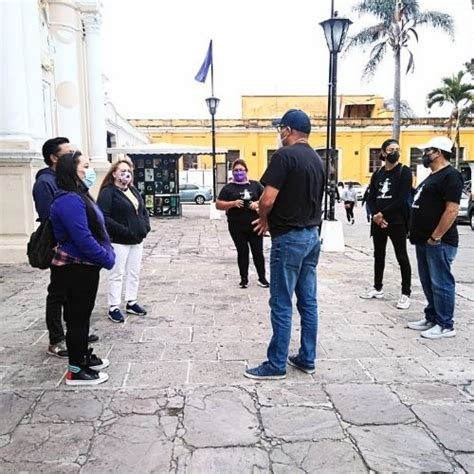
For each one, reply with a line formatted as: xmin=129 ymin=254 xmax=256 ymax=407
xmin=205 ymin=96 xmax=220 ymax=202
xmin=320 ymin=13 xmax=352 ymax=221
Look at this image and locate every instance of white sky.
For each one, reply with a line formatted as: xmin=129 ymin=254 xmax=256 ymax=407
xmin=101 ymin=0 xmax=473 ymax=119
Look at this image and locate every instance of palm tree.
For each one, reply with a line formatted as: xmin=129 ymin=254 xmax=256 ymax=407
xmin=427 ymin=71 xmax=474 ymax=169
xmin=346 ymin=0 xmax=454 ymax=141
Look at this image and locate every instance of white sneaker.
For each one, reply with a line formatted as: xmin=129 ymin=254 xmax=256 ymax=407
xmin=359 ymin=287 xmax=384 ymax=299
xmin=396 ymin=294 xmax=411 ymax=310
xmin=421 ymin=324 xmax=456 ymax=339
xmin=406 ymin=318 xmax=435 ymax=331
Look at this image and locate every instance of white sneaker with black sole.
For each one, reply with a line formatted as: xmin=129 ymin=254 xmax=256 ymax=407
xmin=65 ymin=368 xmax=109 ymax=386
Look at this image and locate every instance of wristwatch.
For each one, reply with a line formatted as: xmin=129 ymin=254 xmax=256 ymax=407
xmin=429 ymin=235 xmax=441 ymax=244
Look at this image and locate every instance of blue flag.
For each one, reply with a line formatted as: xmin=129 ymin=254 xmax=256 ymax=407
xmin=195 ymin=40 xmax=213 ymax=83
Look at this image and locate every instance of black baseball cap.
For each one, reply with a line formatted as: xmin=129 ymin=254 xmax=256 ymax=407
xmin=272 ymin=109 xmax=311 ymax=134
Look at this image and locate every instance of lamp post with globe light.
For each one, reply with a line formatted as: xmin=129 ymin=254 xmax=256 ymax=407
xmin=205 ymin=96 xmax=220 ymax=202
xmin=320 ymin=12 xmax=352 ymax=221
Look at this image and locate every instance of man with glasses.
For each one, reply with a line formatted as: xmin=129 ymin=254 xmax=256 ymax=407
xmin=244 ymin=109 xmax=324 ymax=380
xmin=407 ymin=136 xmax=463 ymax=339
xmin=33 ymin=137 xmax=98 ymax=358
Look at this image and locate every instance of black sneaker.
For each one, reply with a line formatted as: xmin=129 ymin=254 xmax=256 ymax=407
xmin=239 ymin=279 xmax=249 ymax=289
xmin=287 ymin=355 xmax=316 ymax=374
xmin=65 ymin=367 xmax=108 ymax=386
xmin=126 ymin=302 xmax=147 ymax=316
xmin=244 ymin=361 xmax=286 ymax=380
xmin=88 ymin=333 xmax=99 ymax=343
xmin=84 ymin=348 xmax=110 ymax=371
xmin=47 ymin=341 xmax=68 ymax=358
xmin=257 ymin=278 xmax=270 ymax=288
xmin=108 ymin=307 xmax=125 ymax=323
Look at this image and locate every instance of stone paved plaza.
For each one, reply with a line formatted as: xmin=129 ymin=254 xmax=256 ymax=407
xmin=0 ymin=204 xmax=473 ymax=473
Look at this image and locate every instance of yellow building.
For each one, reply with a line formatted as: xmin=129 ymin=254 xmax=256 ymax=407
xmin=131 ymin=95 xmax=474 ymax=186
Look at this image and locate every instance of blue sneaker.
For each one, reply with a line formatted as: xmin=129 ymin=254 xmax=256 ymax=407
xmin=108 ymin=308 xmax=125 ymax=323
xmin=244 ymin=361 xmax=286 ymax=380
xmin=287 ymin=355 xmax=315 ymax=374
xmin=126 ymin=302 xmax=147 ymax=316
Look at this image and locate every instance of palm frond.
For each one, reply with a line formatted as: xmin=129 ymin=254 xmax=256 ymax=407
xmin=345 ymin=23 xmax=386 ymax=51
xmin=406 ymin=27 xmax=419 ymax=42
xmin=362 ymin=41 xmax=388 ymax=80
xmin=400 ymin=0 xmax=421 ymax=20
xmin=352 ymin=0 xmax=395 ymax=23
xmin=415 ymin=11 xmax=454 ymax=38
xmin=406 ymin=49 xmax=415 ymax=74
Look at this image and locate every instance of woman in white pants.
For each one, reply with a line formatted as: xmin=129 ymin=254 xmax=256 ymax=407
xmin=97 ymin=158 xmax=151 ymax=323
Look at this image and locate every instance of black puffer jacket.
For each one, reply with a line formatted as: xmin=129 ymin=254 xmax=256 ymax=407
xmin=97 ymin=184 xmax=151 ymax=245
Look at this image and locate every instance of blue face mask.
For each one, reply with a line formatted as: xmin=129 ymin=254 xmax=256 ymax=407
xmin=83 ymin=167 xmax=97 ymax=188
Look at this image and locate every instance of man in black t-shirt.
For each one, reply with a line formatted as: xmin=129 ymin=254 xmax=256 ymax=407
xmin=360 ymin=139 xmax=413 ymax=310
xmin=244 ymin=109 xmax=324 ymax=380
xmin=407 ymin=136 xmax=463 ymax=339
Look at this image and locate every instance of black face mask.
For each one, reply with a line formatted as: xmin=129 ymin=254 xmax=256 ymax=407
xmin=422 ymin=154 xmax=432 ymax=168
xmin=385 ymin=151 xmax=399 ymax=164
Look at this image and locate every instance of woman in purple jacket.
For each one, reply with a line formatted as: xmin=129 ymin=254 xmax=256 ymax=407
xmin=50 ymin=150 xmax=115 ymax=386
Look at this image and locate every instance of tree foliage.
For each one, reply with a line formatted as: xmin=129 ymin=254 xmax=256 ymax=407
xmin=346 ymin=0 xmax=454 ymax=140
xmin=427 ymin=70 xmax=474 ymax=168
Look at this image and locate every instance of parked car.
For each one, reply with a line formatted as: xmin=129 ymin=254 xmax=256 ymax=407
xmin=343 ymin=181 xmax=366 ymax=200
xmin=469 ymin=194 xmax=474 ymax=230
xmin=457 ymin=190 xmax=470 ymax=224
xmin=179 ymin=183 xmax=213 ymax=204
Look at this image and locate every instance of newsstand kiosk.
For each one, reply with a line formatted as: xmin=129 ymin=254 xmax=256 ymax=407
xmin=106 ymin=143 xmax=228 ymax=218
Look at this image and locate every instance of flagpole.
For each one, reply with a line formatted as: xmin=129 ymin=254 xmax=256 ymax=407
xmin=210 ymin=40 xmax=214 ymax=96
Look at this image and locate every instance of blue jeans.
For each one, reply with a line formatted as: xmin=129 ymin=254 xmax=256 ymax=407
xmin=415 ymin=243 xmax=457 ymax=329
xmin=267 ymin=227 xmax=321 ymax=372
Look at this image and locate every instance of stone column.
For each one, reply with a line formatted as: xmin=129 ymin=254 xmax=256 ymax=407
xmin=0 ymin=0 xmax=45 ymax=263
xmin=0 ymin=0 xmax=45 ymax=147
xmin=81 ymin=3 xmax=108 ymax=163
xmin=47 ymin=0 xmax=84 ymax=147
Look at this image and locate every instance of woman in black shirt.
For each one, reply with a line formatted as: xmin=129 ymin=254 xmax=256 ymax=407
xmin=216 ymin=159 xmax=268 ymax=288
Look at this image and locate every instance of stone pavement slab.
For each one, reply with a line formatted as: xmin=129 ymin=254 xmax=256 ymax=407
xmin=325 ymin=383 xmax=414 ymax=424
xmin=0 ymin=204 xmax=473 ymax=472
xmin=348 ymin=424 xmax=453 ymax=471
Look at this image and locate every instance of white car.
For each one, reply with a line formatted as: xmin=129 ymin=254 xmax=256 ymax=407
xmin=457 ymin=190 xmax=470 ymax=223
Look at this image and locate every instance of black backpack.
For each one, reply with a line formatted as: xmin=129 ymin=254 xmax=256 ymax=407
xmin=27 ymin=219 xmax=57 ymax=269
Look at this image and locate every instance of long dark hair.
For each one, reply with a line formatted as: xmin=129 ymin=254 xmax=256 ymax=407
xmin=56 ymin=151 xmax=107 ymax=243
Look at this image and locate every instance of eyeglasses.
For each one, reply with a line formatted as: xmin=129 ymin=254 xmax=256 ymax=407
xmin=233 ymin=167 xmax=246 ymax=172
xmin=57 ymin=150 xmax=77 ymax=159
xmin=276 ymin=125 xmax=288 ymax=133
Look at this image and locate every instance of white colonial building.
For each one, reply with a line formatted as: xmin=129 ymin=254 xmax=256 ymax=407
xmin=0 ymin=0 xmax=148 ymax=263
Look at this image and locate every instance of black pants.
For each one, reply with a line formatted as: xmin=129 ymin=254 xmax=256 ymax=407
xmin=50 ymin=264 xmax=100 ymax=367
xmin=228 ymin=221 xmax=265 ymax=281
xmin=344 ymin=201 xmax=355 ymax=222
xmin=372 ymin=223 xmax=411 ymax=296
xmin=46 ymin=269 xmax=66 ymax=344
